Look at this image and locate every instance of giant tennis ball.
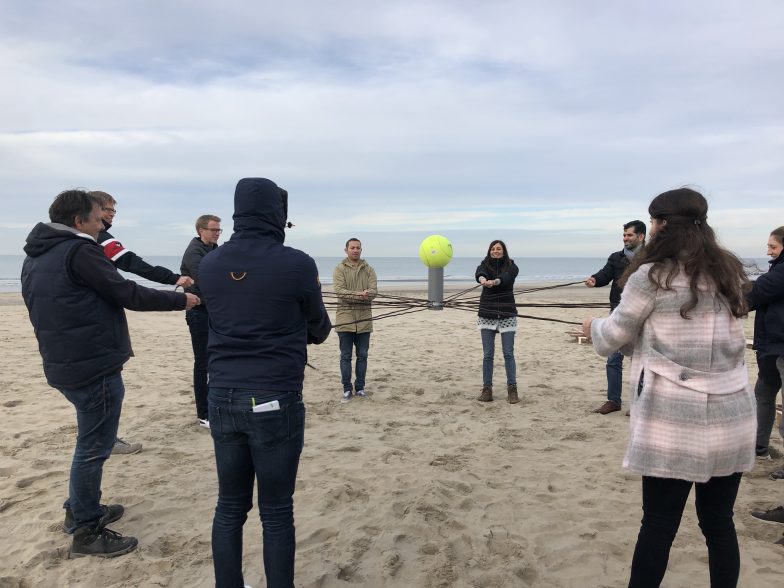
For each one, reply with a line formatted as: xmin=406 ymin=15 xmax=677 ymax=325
xmin=419 ymin=235 xmax=453 ymax=268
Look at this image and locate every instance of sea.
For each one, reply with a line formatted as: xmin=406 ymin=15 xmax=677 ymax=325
xmin=0 ymin=255 xmax=769 ymax=293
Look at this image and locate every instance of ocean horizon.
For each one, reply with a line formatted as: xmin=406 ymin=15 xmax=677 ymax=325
xmin=0 ymin=254 xmax=769 ymax=293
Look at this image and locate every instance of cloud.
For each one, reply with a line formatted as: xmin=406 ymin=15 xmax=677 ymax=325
xmin=1 ymin=1 xmax=783 ymax=257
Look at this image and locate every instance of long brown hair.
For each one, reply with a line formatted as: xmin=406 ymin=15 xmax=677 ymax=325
xmin=621 ymin=188 xmax=748 ymax=318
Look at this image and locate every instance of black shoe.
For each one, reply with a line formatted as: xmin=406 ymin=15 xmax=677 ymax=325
xmin=751 ymin=505 xmax=784 ymax=524
xmin=64 ymin=504 xmax=124 ymax=534
xmin=70 ymin=526 xmax=138 ymax=558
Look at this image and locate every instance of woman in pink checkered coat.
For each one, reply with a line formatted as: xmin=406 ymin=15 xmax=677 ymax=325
xmin=583 ymin=188 xmax=755 ymax=588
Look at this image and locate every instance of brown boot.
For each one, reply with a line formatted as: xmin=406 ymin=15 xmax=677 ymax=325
xmin=478 ymin=385 xmax=493 ymax=402
xmin=507 ymin=384 xmax=519 ymax=404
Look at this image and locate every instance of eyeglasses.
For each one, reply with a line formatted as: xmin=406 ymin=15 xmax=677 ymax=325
xmin=103 ymin=207 xmax=116 ymax=214
xmin=202 ymin=228 xmax=223 ymax=234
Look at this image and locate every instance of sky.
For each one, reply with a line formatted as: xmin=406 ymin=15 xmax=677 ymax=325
xmin=1 ymin=0 xmax=782 ymax=258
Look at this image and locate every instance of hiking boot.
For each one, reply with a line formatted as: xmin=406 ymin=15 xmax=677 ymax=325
xmin=112 ymin=438 xmax=142 ymax=455
xmin=64 ymin=503 xmax=124 ymax=534
xmin=70 ymin=526 xmax=138 ymax=558
xmin=478 ymin=386 xmax=493 ymax=402
xmin=507 ymin=384 xmax=519 ymax=404
xmin=751 ymin=505 xmax=784 ymax=524
xmin=593 ymin=400 xmax=621 ymax=414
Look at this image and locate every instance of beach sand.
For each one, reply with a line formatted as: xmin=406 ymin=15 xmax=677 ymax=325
xmin=1 ymin=284 xmax=782 ymax=587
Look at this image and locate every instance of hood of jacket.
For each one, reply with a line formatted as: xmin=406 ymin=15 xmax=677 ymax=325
xmin=23 ymin=222 xmax=93 ymax=258
xmin=231 ymin=178 xmax=287 ymax=243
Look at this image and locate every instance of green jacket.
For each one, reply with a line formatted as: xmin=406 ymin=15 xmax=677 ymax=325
xmin=333 ymin=258 xmax=377 ymax=333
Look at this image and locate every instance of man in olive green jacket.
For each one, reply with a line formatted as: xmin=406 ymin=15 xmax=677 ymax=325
xmin=333 ymin=238 xmax=377 ymax=402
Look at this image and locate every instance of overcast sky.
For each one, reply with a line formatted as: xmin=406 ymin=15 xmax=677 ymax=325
xmin=1 ymin=1 xmax=781 ymax=258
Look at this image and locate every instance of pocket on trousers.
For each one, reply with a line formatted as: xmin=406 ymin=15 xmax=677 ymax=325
xmin=243 ymin=405 xmax=291 ymax=450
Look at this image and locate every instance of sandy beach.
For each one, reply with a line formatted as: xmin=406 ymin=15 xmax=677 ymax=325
xmin=1 ymin=284 xmax=782 ymax=588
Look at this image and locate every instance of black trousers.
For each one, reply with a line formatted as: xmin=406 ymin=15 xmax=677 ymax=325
xmin=629 ymin=473 xmax=742 ymax=588
xmin=185 ymin=308 xmax=209 ymax=420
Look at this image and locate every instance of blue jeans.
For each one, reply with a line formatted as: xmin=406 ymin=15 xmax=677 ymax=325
xmin=606 ymin=350 xmax=624 ymax=405
xmin=480 ymin=328 xmax=516 ymax=387
xmin=338 ymin=331 xmax=370 ymax=391
xmin=629 ymin=473 xmax=742 ymax=588
xmin=186 ymin=308 xmax=210 ymax=420
xmin=58 ymin=371 xmax=124 ymax=530
xmin=209 ymin=387 xmax=305 ymax=588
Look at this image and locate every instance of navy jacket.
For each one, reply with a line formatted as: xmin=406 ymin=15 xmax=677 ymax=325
xmin=748 ymin=254 xmax=784 ymax=356
xmin=592 ymin=250 xmax=631 ymax=310
xmin=199 ymin=178 xmax=331 ymax=391
xmin=22 ymin=222 xmax=186 ymax=388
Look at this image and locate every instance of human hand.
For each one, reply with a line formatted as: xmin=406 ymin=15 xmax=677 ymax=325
xmin=584 ymin=276 xmax=596 ymax=287
xmin=176 ymin=276 xmax=195 ymax=288
xmin=184 ymin=293 xmax=201 ymax=310
xmin=581 ymin=317 xmax=594 ymax=338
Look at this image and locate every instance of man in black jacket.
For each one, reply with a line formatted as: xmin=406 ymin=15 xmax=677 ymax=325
xmin=180 ymin=214 xmax=222 ymax=428
xmin=91 ymin=190 xmax=194 ymax=454
xmin=585 ymin=220 xmax=646 ymax=414
xmin=22 ymin=190 xmax=200 ymax=558
xmin=199 ymin=178 xmax=331 ymax=587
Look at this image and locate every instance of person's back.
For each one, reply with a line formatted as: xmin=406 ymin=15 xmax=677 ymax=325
xmin=203 ymin=237 xmax=327 ymax=390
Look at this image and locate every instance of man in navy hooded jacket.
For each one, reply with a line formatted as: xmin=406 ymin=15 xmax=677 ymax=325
xmin=199 ymin=178 xmax=330 ymax=588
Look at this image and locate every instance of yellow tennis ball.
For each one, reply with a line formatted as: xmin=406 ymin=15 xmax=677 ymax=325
xmin=419 ymin=235 xmax=453 ymax=268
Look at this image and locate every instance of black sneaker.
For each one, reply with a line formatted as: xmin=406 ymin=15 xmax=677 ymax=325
xmin=751 ymin=505 xmax=784 ymax=524
xmin=70 ymin=526 xmax=138 ymax=558
xmin=63 ymin=504 xmax=124 ymax=534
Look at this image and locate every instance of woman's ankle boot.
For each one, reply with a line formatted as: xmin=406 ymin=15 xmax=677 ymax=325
xmin=507 ymin=384 xmax=519 ymax=404
xmin=478 ymin=385 xmax=493 ymax=402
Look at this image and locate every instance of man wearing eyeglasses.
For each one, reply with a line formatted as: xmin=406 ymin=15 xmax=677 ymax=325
xmin=91 ymin=191 xmax=194 ymax=455
xmin=181 ymin=215 xmax=222 ymax=428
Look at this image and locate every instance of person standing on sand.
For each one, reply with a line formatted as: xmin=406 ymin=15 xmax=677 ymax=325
xmin=585 ymin=220 xmax=646 ymax=414
xmin=21 ymin=190 xmax=199 ymax=558
xmin=583 ymin=188 xmax=755 ymax=587
xmin=180 ymin=214 xmax=222 ymax=429
xmin=199 ymin=177 xmax=331 ymax=588
xmin=333 ymin=238 xmax=377 ymax=403
xmin=475 ymin=239 xmax=520 ymax=404
xmin=91 ymin=190 xmax=194 ymax=454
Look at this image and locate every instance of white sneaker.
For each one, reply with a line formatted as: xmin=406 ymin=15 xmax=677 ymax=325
xmin=341 ymin=390 xmax=352 ymax=403
xmin=355 ymin=389 xmax=366 ymax=397
xmin=198 ymin=418 xmax=210 ymax=429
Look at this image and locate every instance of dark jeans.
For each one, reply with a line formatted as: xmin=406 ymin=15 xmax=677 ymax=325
xmin=338 ymin=331 xmax=370 ymax=392
xmin=754 ymin=353 xmax=784 ymax=453
xmin=606 ymin=350 xmax=624 ymax=405
xmin=209 ymin=387 xmax=305 ymax=588
xmin=480 ymin=328 xmax=516 ymax=387
xmin=186 ymin=308 xmax=209 ymax=420
xmin=58 ymin=372 xmax=124 ymax=530
xmin=629 ymin=473 xmax=743 ymax=588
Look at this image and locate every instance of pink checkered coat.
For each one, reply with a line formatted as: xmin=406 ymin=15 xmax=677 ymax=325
xmin=591 ymin=263 xmax=755 ymax=482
